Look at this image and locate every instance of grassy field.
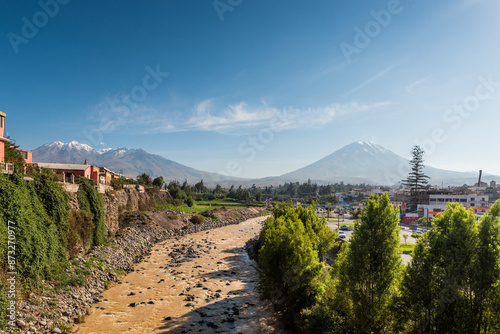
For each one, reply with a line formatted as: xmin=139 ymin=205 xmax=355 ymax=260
xmin=400 ymin=243 xmax=415 ymax=254
xmin=327 ymin=221 xmax=355 ymax=228
xmin=155 ymin=198 xmax=264 ymax=215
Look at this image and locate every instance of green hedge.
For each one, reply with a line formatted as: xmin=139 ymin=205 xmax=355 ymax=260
xmin=0 ymin=174 xmax=66 ymax=287
xmin=77 ymin=177 xmax=106 ymax=246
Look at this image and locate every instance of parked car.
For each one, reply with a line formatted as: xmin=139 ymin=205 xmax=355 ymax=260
xmin=340 ymin=225 xmax=349 ymax=231
xmin=338 ymin=231 xmax=346 ymax=239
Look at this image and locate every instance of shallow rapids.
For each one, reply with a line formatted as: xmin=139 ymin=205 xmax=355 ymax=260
xmin=77 ymin=216 xmax=285 ymax=334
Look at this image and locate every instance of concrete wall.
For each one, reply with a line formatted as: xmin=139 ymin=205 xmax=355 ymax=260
xmin=62 ymin=183 xmax=80 ymax=193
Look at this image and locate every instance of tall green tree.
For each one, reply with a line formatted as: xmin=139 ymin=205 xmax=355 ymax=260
xmin=193 ymin=179 xmax=207 ymax=193
xmin=152 ymin=176 xmax=164 ymax=187
xmin=334 ymin=193 xmax=403 ymax=333
xmin=136 ymin=172 xmax=152 ymax=186
xmin=402 ymin=145 xmax=430 ymax=211
xmin=396 ymin=203 xmax=480 ymax=333
xmin=258 ymin=204 xmax=333 ymax=325
xmin=472 ymin=200 xmax=500 ymax=332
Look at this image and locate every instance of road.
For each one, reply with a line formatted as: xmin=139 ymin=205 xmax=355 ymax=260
xmin=326 ymin=217 xmax=425 ymax=264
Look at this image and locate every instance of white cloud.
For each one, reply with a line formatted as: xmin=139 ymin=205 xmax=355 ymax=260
xmin=187 ymin=99 xmax=391 ymax=132
xmin=89 ymin=94 xmax=391 ymax=135
xmin=188 ymin=100 xmax=278 ymax=131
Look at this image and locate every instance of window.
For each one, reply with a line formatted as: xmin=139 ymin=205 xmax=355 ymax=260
xmin=18 ymin=151 xmax=27 ymax=159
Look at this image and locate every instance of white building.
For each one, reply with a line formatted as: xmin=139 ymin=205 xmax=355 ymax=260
xmin=418 ymin=194 xmax=490 ymax=218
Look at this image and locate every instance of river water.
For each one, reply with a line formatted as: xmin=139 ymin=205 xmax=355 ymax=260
xmin=77 ymin=217 xmax=286 ymax=334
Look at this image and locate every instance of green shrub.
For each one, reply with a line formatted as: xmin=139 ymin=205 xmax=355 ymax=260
xmin=77 ymin=177 xmax=106 ymax=246
xmin=190 ymin=215 xmax=204 ymax=225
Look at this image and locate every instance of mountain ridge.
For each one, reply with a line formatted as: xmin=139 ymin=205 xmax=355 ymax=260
xmin=32 ymin=141 xmax=241 ymax=185
xmin=32 ymin=140 xmax=499 ymax=187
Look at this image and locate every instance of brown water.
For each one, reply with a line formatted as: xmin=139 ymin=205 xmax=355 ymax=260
xmin=77 ymin=217 xmax=285 ymax=334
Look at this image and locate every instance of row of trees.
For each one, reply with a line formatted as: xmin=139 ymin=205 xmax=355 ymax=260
xmin=276 ymin=180 xmax=375 ymax=198
xmin=256 ymin=194 xmax=500 ymax=333
xmin=134 ymin=171 xmax=377 ymax=204
xmin=134 ymin=174 xmax=268 ymax=206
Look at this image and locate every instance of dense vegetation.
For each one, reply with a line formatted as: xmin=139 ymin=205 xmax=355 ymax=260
xmin=134 ymin=171 xmax=379 ymax=206
xmin=76 ymin=176 xmax=106 ymax=246
xmin=3 ymin=140 xmax=26 ymax=174
xmin=0 ymin=171 xmax=110 ymax=329
xmin=272 ymin=180 xmax=378 ymax=202
xmin=257 ymin=203 xmax=336 ymax=326
xmin=0 ymin=173 xmax=70 ymax=287
xmin=256 ymin=194 xmax=500 ymax=333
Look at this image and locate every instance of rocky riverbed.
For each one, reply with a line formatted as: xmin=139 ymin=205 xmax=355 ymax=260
xmin=76 ymin=216 xmax=285 ymax=333
xmin=4 ymin=208 xmax=270 ymax=334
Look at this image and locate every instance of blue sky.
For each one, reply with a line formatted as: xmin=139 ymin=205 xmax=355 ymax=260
xmin=1 ymin=0 xmax=500 ymax=178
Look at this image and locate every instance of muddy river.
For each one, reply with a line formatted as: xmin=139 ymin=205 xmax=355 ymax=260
xmin=77 ymin=217 xmax=285 ymax=334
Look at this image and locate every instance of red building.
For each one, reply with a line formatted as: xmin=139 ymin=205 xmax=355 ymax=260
xmin=36 ymin=162 xmax=95 ymax=184
xmin=15 ymin=148 xmax=32 ymax=164
xmin=0 ymin=111 xmax=7 ymax=163
xmin=35 ymin=162 xmax=119 ymax=186
xmin=0 ymin=111 xmax=33 ymax=173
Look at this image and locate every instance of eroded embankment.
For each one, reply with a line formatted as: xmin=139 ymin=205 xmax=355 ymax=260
xmin=5 ymin=208 xmax=266 ymax=334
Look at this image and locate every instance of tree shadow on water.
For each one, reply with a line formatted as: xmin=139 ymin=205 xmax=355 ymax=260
xmin=157 ymin=295 xmax=267 ymax=333
xmin=156 ymin=246 xmax=268 ymax=333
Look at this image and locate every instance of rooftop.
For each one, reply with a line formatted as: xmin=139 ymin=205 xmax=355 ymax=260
xmin=36 ymin=163 xmax=91 ymax=171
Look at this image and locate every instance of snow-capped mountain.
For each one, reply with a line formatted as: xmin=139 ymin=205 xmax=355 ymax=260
xmin=32 ymin=140 xmax=498 ymax=186
xmin=265 ymin=141 xmax=498 ymax=186
xmin=32 ymin=141 xmax=241 ymax=184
